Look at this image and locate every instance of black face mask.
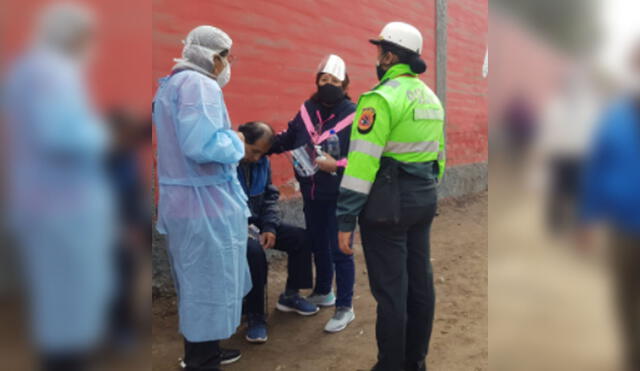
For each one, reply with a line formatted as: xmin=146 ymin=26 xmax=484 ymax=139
xmin=376 ymin=65 xmax=387 ymax=81
xmin=317 ymin=84 xmax=344 ymax=105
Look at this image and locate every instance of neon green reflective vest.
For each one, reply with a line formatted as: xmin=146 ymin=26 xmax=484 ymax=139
xmin=341 ymin=63 xmax=446 ymax=196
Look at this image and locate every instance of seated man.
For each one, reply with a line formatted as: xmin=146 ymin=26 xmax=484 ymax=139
xmin=237 ymin=121 xmax=319 ymax=344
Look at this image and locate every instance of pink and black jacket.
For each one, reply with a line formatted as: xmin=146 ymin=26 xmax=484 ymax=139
xmin=270 ymin=97 xmax=356 ymax=201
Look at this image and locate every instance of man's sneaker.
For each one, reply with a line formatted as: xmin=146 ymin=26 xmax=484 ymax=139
xmin=305 ymin=291 xmax=336 ymax=307
xmin=324 ymin=306 xmax=355 ymax=333
xmin=220 ymin=348 xmax=242 ymax=365
xmin=178 ymin=348 xmax=241 ymax=369
xmin=275 ymin=293 xmax=319 ymax=316
xmin=246 ymin=314 xmax=268 ymax=344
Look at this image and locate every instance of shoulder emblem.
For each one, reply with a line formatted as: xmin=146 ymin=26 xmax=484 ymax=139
xmin=358 ymin=107 xmax=376 ymax=134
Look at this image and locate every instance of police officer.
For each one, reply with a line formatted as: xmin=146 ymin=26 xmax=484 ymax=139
xmin=336 ymin=22 xmax=445 ymax=371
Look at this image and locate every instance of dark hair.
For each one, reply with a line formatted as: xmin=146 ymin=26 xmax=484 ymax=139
xmin=310 ymin=72 xmax=352 ymax=102
xmin=379 ymin=41 xmax=427 ymax=74
xmin=238 ymin=121 xmax=275 ymax=145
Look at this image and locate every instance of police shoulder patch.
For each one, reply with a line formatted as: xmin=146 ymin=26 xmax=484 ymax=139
xmin=358 ymin=107 xmax=376 ymax=134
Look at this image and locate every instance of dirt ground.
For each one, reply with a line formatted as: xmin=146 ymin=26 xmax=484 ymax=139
xmin=489 ymin=166 xmax=621 ymax=371
xmin=152 ymin=192 xmax=488 ymax=371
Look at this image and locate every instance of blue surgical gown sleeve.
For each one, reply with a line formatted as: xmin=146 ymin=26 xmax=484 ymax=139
xmin=32 ymin=67 xmax=108 ymax=155
xmin=175 ymin=75 xmax=244 ymax=164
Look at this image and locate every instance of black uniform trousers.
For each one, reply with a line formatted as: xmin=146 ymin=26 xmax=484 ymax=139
xmin=361 ymin=181 xmax=437 ymax=371
xmin=183 ymin=338 xmax=221 ymax=371
xmin=245 ymin=223 xmax=313 ymax=316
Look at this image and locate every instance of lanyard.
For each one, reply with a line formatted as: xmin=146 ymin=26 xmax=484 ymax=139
xmin=299 ymin=103 xmax=355 ymax=144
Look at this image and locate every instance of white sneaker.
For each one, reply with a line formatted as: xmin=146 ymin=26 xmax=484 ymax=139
xmin=324 ymin=307 xmax=355 ymax=333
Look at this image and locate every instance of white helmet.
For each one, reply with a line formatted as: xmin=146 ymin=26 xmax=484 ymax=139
xmin=317 ymin=54 xmax=346 ymax=81
xmin=370 ymin=21 xmax=423 ymax=55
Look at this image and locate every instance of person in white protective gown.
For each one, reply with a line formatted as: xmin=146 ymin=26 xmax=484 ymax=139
xmin=152 ymin=25 xmax=251 ymax=371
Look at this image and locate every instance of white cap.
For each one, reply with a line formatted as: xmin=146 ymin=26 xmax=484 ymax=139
xmin=173 ymin=25 xmax=232 ymax=78
xmin=317 ymin=54 xmax=346 ymax=81
xmin=182 ymin=25 xmax=232 ymax=61
xmin=370 ymin=21 xmax=423 ymax=55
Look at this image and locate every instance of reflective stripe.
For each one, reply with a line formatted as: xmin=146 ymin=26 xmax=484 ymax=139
xmin=383 ymin=79 xmax=401 ymax=88
xmin=299 ymin=103 xmax=318 ymax=142
xmin=438 ymin=151 xmax=445 ymax=161
xmin=300 ymin=103 xmax=355 ymax=145
xmin=414 ymin=108 xmax=444 ymax=121
xmin=341 ymin=174 xmax=373 ymax=194
xmin=349 ymin=139 xmax=384 ymax=158
xmin=384 ymin=141 xmax=439 ymax=154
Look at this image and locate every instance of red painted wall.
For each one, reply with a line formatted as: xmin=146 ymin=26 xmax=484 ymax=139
xmin=1 ymin=1 xmax=487 ymax=200
xmin=489 ymin=14 xmax=569 ymax=119
xmin=1 ymin=0 xmax=152 ymax=116
xmin=154 ymin=0 xmax=437 ymax=193
xmin=447 ymin=0 xmax=488 ymax=166
xmin=151 ymin=0 xmax=487 ymax=193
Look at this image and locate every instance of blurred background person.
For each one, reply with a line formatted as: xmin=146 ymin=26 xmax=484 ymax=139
xmin=105 ymin=109 xmax=152 ymax=351
xmin=501 ymin=91 xmax=538 ymax=171
xmin=490 ymin=1 xmax=640 ymax=370
xmin=578 ymin=41 xmax=640 ymax=371
xmin=536 ymin=68 xmax=602 ymax=237
xmin=2 ymin=3 xmax=116 ymax=370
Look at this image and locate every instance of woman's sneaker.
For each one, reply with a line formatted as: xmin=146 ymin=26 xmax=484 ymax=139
xmin=276 ymin=293 xmax=319 ymax=316
xmin=324 ymin=306 xmax=355 ymax=333
xmin=305 ymin=291 xmax=336 ymax=307
xmin=245 ymin=314 xmax=268 ymax=344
